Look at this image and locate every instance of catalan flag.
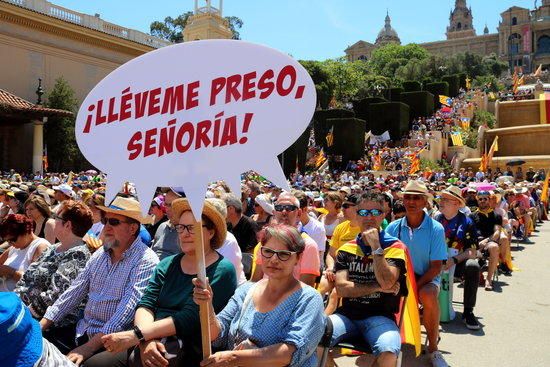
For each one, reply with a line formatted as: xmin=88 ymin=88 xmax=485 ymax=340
xmin=461 ymin=118 xmax=470 ymax=130
xmin=542 ymin=176 xmax=549 ymax=205
xmin=373 ymin=153 xmax=382 ymax=171
xmin=315 ymin=148 xmax=327 ymax=168
xmin=534 ymin=64 xmax=543 ymax=78
xmin=479 ymin=153 xmax=488 ymax=172
xmin=409 ymin=150 xmax=422 ymax=175
xmin=439 ymin=95 xmax=452 ymax=107
xmin=326 ymin=126 xmax=334 ymax=147
xmin=487 ymin=136 xmax=499 ymax=166
xmin=450 ymin=132 xmax=463 ymax=146
xmin=42 ymin=145 xmax=48 ymax=172
xmin=539 ymin=92 xmax=550 ymax=124
xmin=513 ymin=75 xmax=524 ymax=94
xmin=338 ymin=239 xmax=421 ymax=356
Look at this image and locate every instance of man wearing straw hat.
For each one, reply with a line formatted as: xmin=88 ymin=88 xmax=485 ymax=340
xmin=40 ymin=196 xmax=159 ymax=366
xmin=385 ymin=180 xmax=448 ymax=367
xmin=435 ymin=186 xmax=481 ymax=330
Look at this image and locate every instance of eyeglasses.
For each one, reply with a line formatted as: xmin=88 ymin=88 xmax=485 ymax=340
xmin=174 ymin=224 xmax=207 ymax=234
xmin=477 ymin=197 xmax=489 ymax=202
xmin=274 ymin=204 xmax=298 ymax=212
xmin=260 ymin=246 xmax=296 ymax=261
xmin=342 ymin=203 xmax=356 ymax=209
xmin=101 ymin=217 xmax=130 ymax=226
xmin=356 ymin=209 xmax=384 ymax=217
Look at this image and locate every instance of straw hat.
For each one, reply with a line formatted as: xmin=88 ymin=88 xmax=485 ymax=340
xmin=399 ymin=180 xmax=433 ymax=201
xmin=97 ymin=196 xmax=153 ymax=224
xmin=513 ymin=184 xmax=527 ymax=194
xmin=440 ymin=186 xmax=466 ymax=207
xmin=171 ymin=199 xmax=227 ymax=249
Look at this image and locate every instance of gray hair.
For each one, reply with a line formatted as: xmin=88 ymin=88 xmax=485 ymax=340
xmin=206 ymin=198 xmax=227 ymax=219
xmin=276 ymin=191 xmax=299 ymax=207
xmin=259 ymin=224 xmax=305 ymax=254
xmin=222 ymin=193 xmax=242 ymax=214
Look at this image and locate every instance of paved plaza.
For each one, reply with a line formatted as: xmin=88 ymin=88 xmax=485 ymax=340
xmin=331 ymin=222 xmax=550 ymax=367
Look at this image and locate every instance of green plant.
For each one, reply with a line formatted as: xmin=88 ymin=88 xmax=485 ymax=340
xmin=473 ymin=109 xmax=496 ymax=129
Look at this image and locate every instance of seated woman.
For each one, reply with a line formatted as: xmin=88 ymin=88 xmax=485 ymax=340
xmin=24 ymin=196 xmax=56 ymax=245
xmin=193 ymin=224 xmax=325 ymax=367
xmin=101 ymin=199 xmax=237 ymax=367
xmin=251 ymin=194 xmax=274 ymax=229
xmin=0 ymin=214 xmax=49 ymax=291
xmin=15 ymin=200 xmax=93 ymax=332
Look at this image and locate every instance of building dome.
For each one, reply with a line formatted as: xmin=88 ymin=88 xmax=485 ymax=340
xmin=375 ymin=12 xmax=401 ymax=46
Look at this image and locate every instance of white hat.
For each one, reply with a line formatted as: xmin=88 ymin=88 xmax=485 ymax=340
xmin=53 ymin=183 xmax=75 ymax=198
xmin=255 ymin=194 xmax=274 ymax=215
xmin=339 ymin=186 xmax=351 ymax=196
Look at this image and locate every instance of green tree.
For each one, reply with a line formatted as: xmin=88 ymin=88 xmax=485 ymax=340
xmin=150 ymin=12 xmax=243 ymax=42
xmin=368 ymin=43 xmax=429 ymax=78
xmin=44 ymin=77 xmax=89 ymax=172
xmin=299 ymin=60 xmax=335 ymax=109
xmin=322 ymin=57 xmax=369 ymax=106
xmin=395 ymin=59 xmax=423 ymax=82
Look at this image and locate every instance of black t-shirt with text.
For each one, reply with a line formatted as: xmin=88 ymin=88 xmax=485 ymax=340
xmin=334 ymin=244 xmax=405 ymax=321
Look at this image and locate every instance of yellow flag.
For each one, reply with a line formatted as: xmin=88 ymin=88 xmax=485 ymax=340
xmin=439 ymin=95 xmax=452 ymax=106
xmin=450 ymin=132 xmax=463 ymax=146
xmin=487 ymin=136 xmax=499 ymax=166
xmin=542 ymin=175 xmax=549 ymax=205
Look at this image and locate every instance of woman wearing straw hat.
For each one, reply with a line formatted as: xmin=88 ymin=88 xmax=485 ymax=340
xmin=101 ymin=199 xmax=237 ymax=367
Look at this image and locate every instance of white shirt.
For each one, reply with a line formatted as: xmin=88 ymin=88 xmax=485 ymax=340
xmin=217 ymin=232 xmax=247 ymax=285
xmin=299 ymin=217 xmax=327 ymax=252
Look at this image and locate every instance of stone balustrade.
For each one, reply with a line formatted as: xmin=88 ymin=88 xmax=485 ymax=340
xmin=4 ymin=0 xmax=172 ymax=48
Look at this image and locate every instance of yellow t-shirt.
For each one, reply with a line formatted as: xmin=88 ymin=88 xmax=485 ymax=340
xmin=330 ymin=220 xmax=361 ymax=250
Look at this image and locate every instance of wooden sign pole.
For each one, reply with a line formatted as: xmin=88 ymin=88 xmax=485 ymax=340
xmin=193 ymin=217 xmax=212 ymax=358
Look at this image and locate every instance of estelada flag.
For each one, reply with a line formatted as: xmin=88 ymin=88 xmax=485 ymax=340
xmin=373 ymin=153 xmax=382 ymax=171
xmin=439 ymin=95 xmax=452 ymax=107
xmin=337 ymin=237 xmax=422 ymax=356
xmin=325 ymin=126 xmax=334 ymax=147
xmin=539 ymin=92 xmax=550 ymax=124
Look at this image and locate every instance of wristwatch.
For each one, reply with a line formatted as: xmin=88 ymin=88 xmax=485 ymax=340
xmin=373 ymin=247 xmax=384 ymax=256
xmin=133 ymin=325 xmax=145 ymax=342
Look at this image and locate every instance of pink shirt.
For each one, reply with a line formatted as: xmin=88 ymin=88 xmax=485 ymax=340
xmin=255 ymin=233 xmax=321 ymax=279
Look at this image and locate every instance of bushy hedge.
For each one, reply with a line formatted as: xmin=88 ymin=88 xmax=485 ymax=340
xmin=326 ymin=118 xmax=366 ymax=168
xmin=278 ymin=125 xmax=311 ymax=176
xmin=367 ymin=102 xmax=410 ymax=140
xmin=442 ymin=75 xmax=460 ymax=97
xmin=386 ymin=87 xmax=404 ymax=102
xmin=400 ymin=91 xmax=435 ymax=120
xmin=352 ymin=97 xmax=387 ymax=126
xmin=424 ymin=82 xmax=450 ymax=109
xmin=402 ymin=81 xmax=422 ymax=92
xmin=458 ymin=73 xmax=467 ymax=89
xmin=313 ymin=109 xmax=355 ymax=148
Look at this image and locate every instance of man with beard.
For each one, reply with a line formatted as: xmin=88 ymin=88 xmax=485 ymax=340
xmin=40 ymin=196 xmax=159 ymax=366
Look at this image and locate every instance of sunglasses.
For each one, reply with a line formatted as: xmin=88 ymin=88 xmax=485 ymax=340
xmin=260 ymin=246 xmax=296 ymax=261
xmin=477 ymin=197 xmax=489 ymax=201
xmin=357 ymin=209 xmax=384 ymax=217
xmin=342 ymin=203 xmax=356 ymax=209
xmin=274 ymin=204 xmax=298 ymax=212
xmin=174 ymin=224 xmax=208 ymax=234
xmin=101 ymin=217 xmax=130 ymax=226
xmin=53 ymin=214 xmax=67 ymax=223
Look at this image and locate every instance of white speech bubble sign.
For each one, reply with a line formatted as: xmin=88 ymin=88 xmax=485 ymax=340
xmin=75 ymin=40 xmax=316 ymax=218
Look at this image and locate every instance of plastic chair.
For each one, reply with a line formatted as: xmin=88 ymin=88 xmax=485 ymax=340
xmin=318 ymin=296 xmax=407 ymax=367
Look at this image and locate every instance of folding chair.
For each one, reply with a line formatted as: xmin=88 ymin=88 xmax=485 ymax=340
xmin=318 ymin=296 xmax=407 ymax=367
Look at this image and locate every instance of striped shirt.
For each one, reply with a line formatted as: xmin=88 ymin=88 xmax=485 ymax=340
xmin=35 ymin=338 xmax=76 ymax=366
xmin=44 ymin=237 xmax=159 ymax=338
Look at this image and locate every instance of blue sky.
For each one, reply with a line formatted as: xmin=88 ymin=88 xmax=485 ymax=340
xmin=53 ymin=0 xmax=535 ymax=60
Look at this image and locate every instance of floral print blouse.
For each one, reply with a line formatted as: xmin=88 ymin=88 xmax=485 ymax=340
xmin=15 ymin=242 xmax=91 ymax=327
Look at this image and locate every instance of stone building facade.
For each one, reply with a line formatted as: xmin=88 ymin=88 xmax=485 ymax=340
xmin=345 ymin=0 xmax=550 ymax=73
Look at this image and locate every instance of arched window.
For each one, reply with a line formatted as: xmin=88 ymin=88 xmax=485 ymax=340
xmin=512 ymin=17 xmax=518 ymax=26
xmin=358 ymin=55 xmax=367 ymax=61
xmin=537 ymin=35 xmax=550 ymax=55
xmin=464 ymin=24 xmax=468 ymax=29
xmin=457 ymin=22 xmax=462 ymax=30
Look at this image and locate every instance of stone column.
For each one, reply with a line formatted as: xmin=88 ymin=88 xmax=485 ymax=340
xmin=219 ymin=0 xmax=223 ymax=16
xmin=32 ymin=119 xmax=45 ymax=175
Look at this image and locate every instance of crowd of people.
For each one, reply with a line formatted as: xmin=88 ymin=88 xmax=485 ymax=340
xmin=0 ymin=165 xmax=548 ymax=367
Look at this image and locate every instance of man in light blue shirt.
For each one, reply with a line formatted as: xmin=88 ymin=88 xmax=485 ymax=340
xmin=386 ymin=181 xmax=448 ymax=367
